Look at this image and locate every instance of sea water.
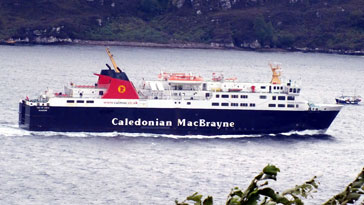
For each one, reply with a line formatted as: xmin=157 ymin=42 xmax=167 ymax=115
xmin=0 ymin=45 xmax=364 ymax=204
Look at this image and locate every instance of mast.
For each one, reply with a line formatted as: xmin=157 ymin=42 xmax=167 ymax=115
xmin=269 ymin=63 xmax=281 ymax=84
xmin=106 ymin=48 xmax=121 ymax=73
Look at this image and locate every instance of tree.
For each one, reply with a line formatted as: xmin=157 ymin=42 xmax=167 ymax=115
xmin=253 ymin=16 xmax=275 ymax=46
xmin=139 ymin=0 xmax=169 ymax=16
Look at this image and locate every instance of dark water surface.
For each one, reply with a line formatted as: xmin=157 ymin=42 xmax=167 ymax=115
xmin=0 ymin=45 xmax=363 ymax=204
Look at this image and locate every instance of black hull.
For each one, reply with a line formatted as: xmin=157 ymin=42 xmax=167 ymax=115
xmin=335 ymin=99 xmax=360 ymax=105
xmin=19 ymin=102 xmax=340 ymax=135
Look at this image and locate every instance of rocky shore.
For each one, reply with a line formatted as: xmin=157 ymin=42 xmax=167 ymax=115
xmin=1 ymin=0 xmax=363 ymax=56
xmin=2 ymin=37 xmax=363 ymax=56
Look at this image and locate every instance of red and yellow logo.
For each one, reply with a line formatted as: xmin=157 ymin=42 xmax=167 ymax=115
xmin=118 ymin=85 xmax=126 ymax=94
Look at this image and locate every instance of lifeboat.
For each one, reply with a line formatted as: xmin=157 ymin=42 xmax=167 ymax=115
xmin=159 ymin=72 xmax=203 ymax=83
xmin=228 ymin=88 xmax=242 ymax=92
xmin=225 ymin=77 xmax=237 ymax=82
xmin=212 ymin=73 xmax=224 ymax=82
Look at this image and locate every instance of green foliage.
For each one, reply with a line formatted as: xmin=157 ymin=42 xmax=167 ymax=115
xmin=0 ymin=0 xmax=363 ymax=52
xmin=85 ymin=17 xmax=169 ymax=43
xmin=253 ymin=16 xmax=275 ymax=46
xmin=176 ymin=192 xmax=213 ymax=205
xmin=324 ymin=167 xmax=364 ymax=205
xmin=225 ymin=164 xmax=318 ymax=205
xmin=177 ymin=165 xmax=364 ymax=205
xmin=263 ymin=164 xmax=280 ymax=176
xmin=150 ymin=15 xmax=213 ymax=43
xmin=139 ymin=0 xmax=169 ymax=16
xmin=276 ymin=32 xmax=296 ymax=48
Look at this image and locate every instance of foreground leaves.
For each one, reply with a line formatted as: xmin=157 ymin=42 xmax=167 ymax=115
xmin=176 ymin=192 xmax=213 ymax=205
xmin=225 ymin=164 xmax=318 ymax=205
xmin=176 ymin=165 xmax=364 ymax=204
xmin=324 ymin=167 xmax=364 ymax=205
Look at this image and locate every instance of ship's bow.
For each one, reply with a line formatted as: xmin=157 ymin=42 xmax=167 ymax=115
xmin=307 ymin=104 xmax=342 ymax=131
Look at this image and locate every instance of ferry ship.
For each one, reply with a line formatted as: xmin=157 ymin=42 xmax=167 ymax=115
xmin=19 ymin=48 xmax=342 ymax=135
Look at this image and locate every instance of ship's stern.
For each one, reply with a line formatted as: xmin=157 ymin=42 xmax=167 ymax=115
xmin=18 ymin=99 xmax=52 ymax=131
xmin=18 ymin=100 xmax=27 ymax=129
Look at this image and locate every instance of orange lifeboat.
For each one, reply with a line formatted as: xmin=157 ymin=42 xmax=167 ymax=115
xmin=158 ymin=72 xmax=171 ymax=81
xmin=225 ymin=77 xmax=237 ymax=82
xmin=159 ymin=72 xmax=203 ymax=82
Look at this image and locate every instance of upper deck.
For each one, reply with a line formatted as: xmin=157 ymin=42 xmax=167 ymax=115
xmin=22 ymin=49 xmax=342 ymax=113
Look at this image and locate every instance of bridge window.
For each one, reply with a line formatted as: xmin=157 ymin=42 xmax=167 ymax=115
xmin=203 ymin=83 xmax=207 ymax=91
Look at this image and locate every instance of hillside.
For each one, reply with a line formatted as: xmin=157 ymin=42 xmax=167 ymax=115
xmin=0 ymin=0 xmax=363 ymax=54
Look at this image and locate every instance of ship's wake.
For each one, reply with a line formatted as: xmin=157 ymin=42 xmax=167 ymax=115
xmin=0 ymin=123 xmax=333 ymax=141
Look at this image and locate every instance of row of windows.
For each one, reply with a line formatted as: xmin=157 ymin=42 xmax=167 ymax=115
xmin=216 ymin=94 xmax=248 ymax=99
xmin=259 ymin=95 xmax=296 ymax=101
xmin=271 ymin=96 xmax=295 ymax=101
xmin=215 ymin=87 xmax=298 ymax=95
xmin=67 ymin=100 xmax=94 ymax=104
xmin=260 ymin=86 xmax=284 ymax=90
xmin=271 ymin=86 xmax=284 ymax=90
xmin=268 ymin=104 xmax=299 ymax=108
xmin=218 ymin=94 xmax=295 ymax=101
xmin=212 ymin=102 xmax=256 ymax=107
xmin=211 ymin=102 xmax=298 ymax=108
xmin=289 ymin=88 xmax=300 ymax=93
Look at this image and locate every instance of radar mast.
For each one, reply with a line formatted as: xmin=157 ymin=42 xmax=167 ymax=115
xmin=269 ymin=63 xmax=282 ymax=84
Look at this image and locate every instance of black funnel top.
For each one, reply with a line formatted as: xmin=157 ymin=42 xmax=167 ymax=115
xmin=100 ymin=69 xmax=130 ymax=81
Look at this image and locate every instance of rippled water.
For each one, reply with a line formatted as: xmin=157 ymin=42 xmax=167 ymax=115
xmin=0 ymin=45 xmax=363 ymax=204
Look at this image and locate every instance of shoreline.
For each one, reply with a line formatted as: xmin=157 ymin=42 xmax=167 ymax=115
xmin=1 ymin=39 xmax=364 ymax=56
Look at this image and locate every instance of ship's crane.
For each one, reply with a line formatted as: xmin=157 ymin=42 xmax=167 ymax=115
xmin=106 ymin=48 xmax=122 ymax=73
